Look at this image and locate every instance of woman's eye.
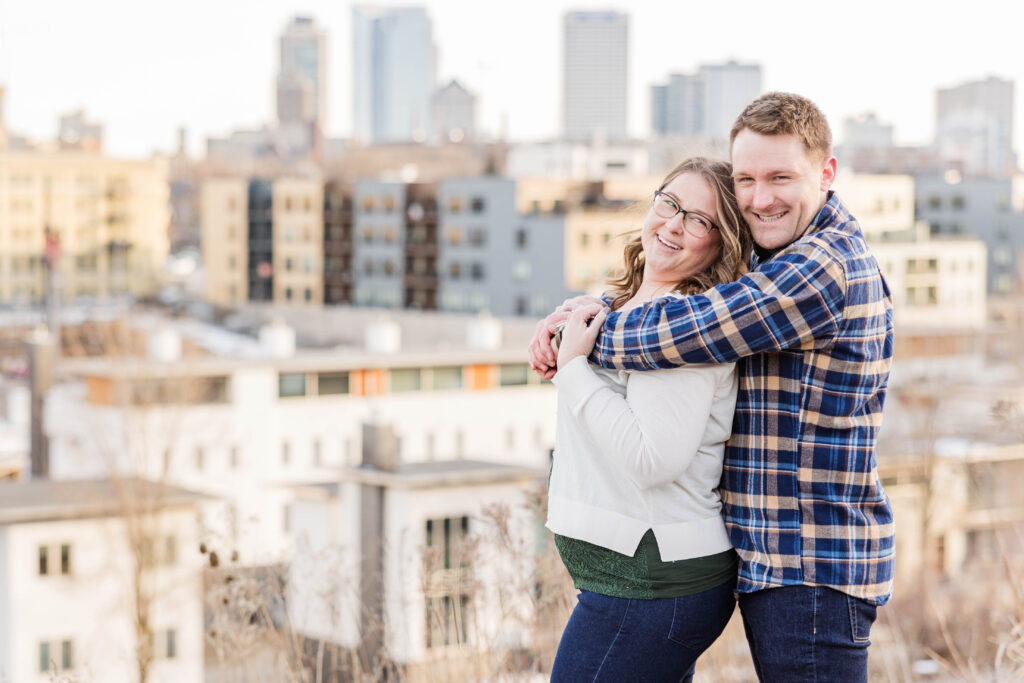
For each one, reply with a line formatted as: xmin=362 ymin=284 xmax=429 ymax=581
xmin=691 ymin=215 xmax=709 ymax=228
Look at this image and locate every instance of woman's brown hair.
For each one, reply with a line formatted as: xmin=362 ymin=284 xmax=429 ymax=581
xmin=607 ymin=157 xmax=752 ymax=311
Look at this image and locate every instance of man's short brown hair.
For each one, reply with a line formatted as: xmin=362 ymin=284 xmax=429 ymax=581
xmin=730 ymin=92 xmax=833 ymax=160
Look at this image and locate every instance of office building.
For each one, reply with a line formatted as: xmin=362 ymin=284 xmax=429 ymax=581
xmin=433 ymin=80 xmax=477 ymax=143
xmin=699 ymin=61 xmax=762 ymax=142
xmin=277 ymin=16 xmax=326 ymax=130
xmin=650 ymin=61 xmax=761 ymax=142
xmin=935 ymin=76 xmax=1016 ymax=177
xmin=562 ymin=11 xmax=629 ymax=142
xmin=352 ymin=6 xmax=436 ymax=144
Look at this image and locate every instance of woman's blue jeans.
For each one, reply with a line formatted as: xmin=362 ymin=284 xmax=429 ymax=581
xmin=551 ymin=580 xmax=736 ymax=682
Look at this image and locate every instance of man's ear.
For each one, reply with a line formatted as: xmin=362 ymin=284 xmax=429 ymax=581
xmin=820 ymin=156 xmax=838 ymax=192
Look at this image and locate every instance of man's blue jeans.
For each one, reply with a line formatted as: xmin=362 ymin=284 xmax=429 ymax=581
xmin=550 ymin=580 xmax=735 ymax=682
xmin=738 ymin=585 xmax=878 ymax=682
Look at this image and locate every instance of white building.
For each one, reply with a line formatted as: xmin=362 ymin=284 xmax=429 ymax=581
xmin=506 ymin=140 xmax=649 ymax=180
xmin=0 ymin=479 xmax=205 ymax=683
xmin=45 ymin=312 xmax=557 ymax=566
xmin=562 ymin=11 xmax=629 ymax=143
xmin=288 ymin=424 xmax=545 ymax=674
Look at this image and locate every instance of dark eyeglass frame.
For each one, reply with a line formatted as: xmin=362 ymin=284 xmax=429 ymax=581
xmin=652 ymin=190 xmax=719 ymax=237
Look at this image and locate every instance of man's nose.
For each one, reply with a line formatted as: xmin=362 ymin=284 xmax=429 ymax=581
xmin=752 ymin=183 xmax=775 ymax=209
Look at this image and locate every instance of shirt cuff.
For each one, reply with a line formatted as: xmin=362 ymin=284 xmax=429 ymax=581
xmin=552 ymin=355 xmax=608 ymax=414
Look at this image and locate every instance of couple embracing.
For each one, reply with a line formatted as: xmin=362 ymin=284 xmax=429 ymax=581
xmin=530 ymin=92 xmax=895 ymax=682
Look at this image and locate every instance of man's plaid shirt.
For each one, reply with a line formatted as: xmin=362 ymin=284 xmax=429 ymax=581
xmin=593 ymin=192 xmax=895 ymax=604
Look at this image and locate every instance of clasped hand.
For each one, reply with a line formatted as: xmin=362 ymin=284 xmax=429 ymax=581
xmin=527 ymin=296 xmax=609 ymax=378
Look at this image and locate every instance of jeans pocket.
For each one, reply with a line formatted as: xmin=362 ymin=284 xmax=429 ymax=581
xmin=668 ymin=584 xmax=735 ymax=651
xmin=846 ymin=594 xmax=877 ymax=645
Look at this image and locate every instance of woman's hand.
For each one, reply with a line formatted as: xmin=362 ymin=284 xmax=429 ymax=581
xmin=528 ymin=295 xmax=606 ymax=379
xmin=556 ymin=304 xmax=608 ymax=370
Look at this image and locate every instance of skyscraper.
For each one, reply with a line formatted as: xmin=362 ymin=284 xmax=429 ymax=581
xmin=935 ymin=76 xmax=1016 ymax=177
xmin=649 ymin=60 xmax=761 ymax=142
xmin=352 ymin=6 xmax=436 ymax=144
xmin=562 ymin=11 xmax=628 ymax=143
xmin=699 ymin=61 xmax=761 ymax=142
xmin=434 ymin=80 xmax=477 ymax=143
xmin=650 ymin=73 xmax=704 ymax=137
xmin=277 ymin=16 xmax=326 ymax=131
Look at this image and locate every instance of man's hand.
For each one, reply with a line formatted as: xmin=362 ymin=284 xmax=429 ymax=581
xmin=557 ymin=306 xmax=608 ymax=370
xmin=528 ymin=296 xmax=607 ymax=379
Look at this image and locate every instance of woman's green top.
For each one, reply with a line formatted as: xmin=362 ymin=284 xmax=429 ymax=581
xmin=555 ymin=529 xmax=736 ymax=600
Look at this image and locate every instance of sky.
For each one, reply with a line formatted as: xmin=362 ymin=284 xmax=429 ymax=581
xmin=1 ymin=0 xmax=1021 ymax=159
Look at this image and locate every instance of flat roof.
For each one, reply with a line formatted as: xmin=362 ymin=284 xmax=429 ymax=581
xmin=0 ymin=477 xmax=209 ymax=524
xmin=322 ymin=459 xmax=545 ymax=490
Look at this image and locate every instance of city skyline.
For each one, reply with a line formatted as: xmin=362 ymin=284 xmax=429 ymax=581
xmin=1 ymin=0 xmax=1021 ymax=158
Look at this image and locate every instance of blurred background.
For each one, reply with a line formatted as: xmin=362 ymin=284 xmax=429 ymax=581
xmin=0 ymin=1 xmax=1021 ymax=681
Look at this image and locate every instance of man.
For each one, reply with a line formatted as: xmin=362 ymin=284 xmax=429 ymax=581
xmin=529 ymin=92 xmax=894 ymax=682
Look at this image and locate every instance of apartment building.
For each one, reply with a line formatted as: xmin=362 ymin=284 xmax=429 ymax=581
xmin=0 ymin=479 xmax=204 ymax=683
xmin=201 ymin=176 xmax=569 ymax=316
xmin=0 ymin=149 xmax=170 ymax=304
xmin=914 ymin=175 xmax=1024 ymax=295
xmin=288 ymin=424 xmax=545 ymax=673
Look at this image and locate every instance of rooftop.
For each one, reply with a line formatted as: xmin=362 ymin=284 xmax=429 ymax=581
xmin=0 ymin=477 xmax=208 ymax=524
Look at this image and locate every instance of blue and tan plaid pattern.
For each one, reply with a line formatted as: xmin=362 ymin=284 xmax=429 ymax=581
xmin=593 ymin=192 xmax=895 ymax=604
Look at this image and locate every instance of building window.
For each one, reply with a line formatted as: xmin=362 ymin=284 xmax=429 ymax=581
xmin=470 ymin=263 xmax=485 ymax=281
xmin=281 ymin=441 xmax=291 ymax=465
xmin=425 ymin=595 xmax=471 ymax=649
xmin=448 ymin=262 xmax=462 ymax=279
xmin=362 ymin=196 xmax=375 ymax=213
xmin=431 ymin=367 xmax=463 ymax=391
xmin=425 ymin=516 xmax=470 ymax=569
xmin=928 ymin=196 xmax=941 ymax=210
xmin=39 ymin=642 xmax=50 ymax=673
xmin=279 ymin=373 xmax=306 ymax=398
xmin=38 ymin=546 xmax=48 ymax=575
xmin=499 ymin=364 xmax=529 ymax=386
xmin=390 ymin=368 xmax=422 ymax=392
xmin=317 ymin=372 xmax=350 ymax=395
xmin=512 ymin=260 xmax=531 ymax=282
xmin=61 ymin=640 xmax=73 ymax=670
xmin=285 ymin=287 xmax=293 ymax=301
xmin=505 ymin=427 xmax=515 ymax=449
xmin=283 ymin=504 xmax=291 ymax=533
xmin=470 ymin=197 xmax=486 ymax=213
xmin=304 ymin=288 xmax=312 ymax=302
xmin=230 ymin=446 xmax=239 ymax=469
xmin=580 ymin=233 xmax=589 ymax=248
xmin=951 ymin=196 xmax=966 ymax=210
xmin=516 ymin=228 xmax=528 ymax=248
xmin=60 ymin=544 xmax=71 ymax=575
xmin=313 ymin=439 xmax=322 ymax=466
xmin=448 ymin=196 xmax=463 ymax=213
xmin=447 ymin=228 xmax=463 ymax=246
xmin=165 ymin=629 xmax=177 ymax=659
xmin=468 ymin=228 xmax=486 ymax=247
xmin=195 ymin=447 xmax=204 ymax=471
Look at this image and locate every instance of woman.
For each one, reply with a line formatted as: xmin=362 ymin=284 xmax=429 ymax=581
xmin=547 ymin=157 xmax=752 ymax=682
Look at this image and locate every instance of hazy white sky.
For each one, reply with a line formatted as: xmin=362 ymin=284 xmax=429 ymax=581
xmin=1 ymin=0 xmax=1020 ymax=158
